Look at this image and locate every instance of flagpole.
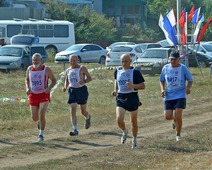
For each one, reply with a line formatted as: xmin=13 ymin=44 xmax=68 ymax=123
xmin=176 ymin=0 xmax=181 ymax=44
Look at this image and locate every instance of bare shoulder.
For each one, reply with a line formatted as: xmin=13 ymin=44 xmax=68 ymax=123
xmin=81 ymin=65 xmax=89 ymax=72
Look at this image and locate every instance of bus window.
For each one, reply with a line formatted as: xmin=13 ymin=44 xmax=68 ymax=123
xmin=38 ymin=25 xmax=53 ymax=37
xmin=23 ymin=25 xmax=38 ymax=36
xmin=54 ymin=25 xmax=69 ymax=37
xmin=7 ymin=25 xmax=22 ymax=37
xmin=0 ymin=27 xmax=5 ymax=37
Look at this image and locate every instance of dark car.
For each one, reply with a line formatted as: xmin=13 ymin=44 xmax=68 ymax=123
xmin=182 ymin=49 xmax=212 ymax=68
xmin=0 ymin=44 xmax=48 ymax=72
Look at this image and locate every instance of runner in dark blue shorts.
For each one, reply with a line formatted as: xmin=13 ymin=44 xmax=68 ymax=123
xmin=63 ymin=55 xmax=92 ymax=136
xmin=160 ymin=51 xmax=193 ymax=142
xmin=112 ymin=54 xmax=145 ymax=149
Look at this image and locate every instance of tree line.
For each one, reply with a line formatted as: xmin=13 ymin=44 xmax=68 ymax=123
xmin=39 ymin=0 xmax=212 ymax=46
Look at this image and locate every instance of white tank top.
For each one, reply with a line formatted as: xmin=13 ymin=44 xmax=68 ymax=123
xmin=29 ymin=66 xmax=48 ymax=94
xmin=117 ymin=68 xmax=135 ymax=94
xmin=67 ymin=66 xmax=84 ymax=88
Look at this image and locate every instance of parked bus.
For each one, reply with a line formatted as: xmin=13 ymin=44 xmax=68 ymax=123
xmin=0 ymin=19 xmax=75 ymax=53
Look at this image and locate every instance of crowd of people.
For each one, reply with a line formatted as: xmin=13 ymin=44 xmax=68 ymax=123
xmin=25 ymin=51 xmax=193 ymax=149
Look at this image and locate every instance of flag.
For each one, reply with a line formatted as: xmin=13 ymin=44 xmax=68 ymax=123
xmin=188 ymin=6 xmax=195 ymax=21
xmin=158 ymin=14 xmax=174 ymax=45
xmin=197 ymin=16 xmax=212 ymax=43
xmin=179 ymin=8 xmax=187 ymax=45
xmin=166 ymin=8 xmax=176 ymax=27
xmin=193 ymin=14 xmax=204 ymax=43
xmin=192 ymin=7 xmax=201 ymax=24
xmin=163 ymin=16 xmax=178 ymax=46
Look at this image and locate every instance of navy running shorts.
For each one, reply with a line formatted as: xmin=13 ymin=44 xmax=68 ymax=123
xmin=116 ymin=92 xmax=141 ymax=112
xmin=164 ymin=98 xmax=186 ymax=110
xmin=68 ymin=86 xmax=88 ymax=105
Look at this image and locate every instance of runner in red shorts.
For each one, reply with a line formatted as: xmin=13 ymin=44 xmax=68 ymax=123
xmin=25 ymin=53 xmax=56 ymax=142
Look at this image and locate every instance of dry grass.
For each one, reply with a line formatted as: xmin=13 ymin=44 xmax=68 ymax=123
xmin=0 ymin=63 xmax=211 ymax=170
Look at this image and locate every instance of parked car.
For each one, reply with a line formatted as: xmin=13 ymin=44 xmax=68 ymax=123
xmin=189 ymin=43 xmax=212 ymax=57
xmin=105 ymin=44 xmax=143 ymax=66
xmin=181 ymin=48 xmax=212 ymax=67
xmin=0 ymin=44 xmax=48 ymax=72
xmin=136 ymin=43 xmax=162 ymax=52
xmin=106 ymin=42 xmax=136 ymax=51
xmin=11 ymin=34 xmax=39 ymax=46
xmin=157 ymin=39 xmax=172 ymax=47
xmin=55 ymin=43 xmax=108 ymax=64
xmin=133 ymin=48 xmax=173 ymax=74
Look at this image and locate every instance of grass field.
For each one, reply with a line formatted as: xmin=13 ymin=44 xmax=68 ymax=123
xmin=0 ymin=62 xmax=211 ymax=170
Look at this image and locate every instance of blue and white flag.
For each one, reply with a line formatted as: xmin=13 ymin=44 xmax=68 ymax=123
xmin=158 ymin=14 xmax=178 ymax=46
xmin=166 ymin=9 xmax=176 ymax=27
xmin=193 ymin=14 xmax=204 ymax=43
xmin=192 ymin=7 xmax=201 ymax=24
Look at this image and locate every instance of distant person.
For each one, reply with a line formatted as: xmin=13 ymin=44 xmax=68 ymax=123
xmin=160 ymin=51 xmax=193 ymax=142
xmin=0 ymin=38 xmax=6 ymax=46
xmin=111 ymin=54 xmax=145 ymax=149
xmin=63 ymin=54 xmax=92 ymax=136
xmin=25 ymin=53 xmax=56 ymax=142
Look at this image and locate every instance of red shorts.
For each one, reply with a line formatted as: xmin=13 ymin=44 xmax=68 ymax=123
xmin=28 ymin=93 xmax=50 ymax=106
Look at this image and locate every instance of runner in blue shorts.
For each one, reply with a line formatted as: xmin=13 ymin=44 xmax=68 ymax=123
xmin=112 ymin=54 xmax=145 ymax=149
xmin=63 ymin=54 xmax=92 ymax=136
xmin=160 ymin=51 xmax=193 ymax=142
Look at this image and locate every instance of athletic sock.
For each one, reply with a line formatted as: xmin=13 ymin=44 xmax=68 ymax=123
xmin=132 ymin=136 xmax=137 ymax=143
xmin=85 ymin=113 xmax=90 ymax=120
xmin=122 ymin=129 xmax=128 ymax=135
xmin=72 ymin=125 xmax=78 ymax=130
xmin=39 ymin=130 xmax=44 ymax=136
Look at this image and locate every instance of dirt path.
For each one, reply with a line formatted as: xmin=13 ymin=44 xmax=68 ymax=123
xmin=0 ymin=103 xmax=211 ymax=170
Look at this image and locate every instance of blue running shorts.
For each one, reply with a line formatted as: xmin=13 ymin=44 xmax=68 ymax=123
xmin=165 ymin=98 xmax=186 ymax=110
xmin=68 ymin=86 xmax=88 ymax=105
xmin=116 ymin=92 xmax=141 ymax=111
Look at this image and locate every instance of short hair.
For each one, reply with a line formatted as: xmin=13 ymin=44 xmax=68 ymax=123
xmin=32 ymin=53 xmax=42 ymax=59
xmin=120 ymin=54 xmax=132 ymax=62
xmin=69 ymin=54 xmax=78 ymax=61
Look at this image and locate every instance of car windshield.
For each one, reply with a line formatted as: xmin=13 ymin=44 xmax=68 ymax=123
xmin=65 ymin=44 xmax=84 ymax=51
xmin=141 ymin=50 xmax=167 ymax=58
xmin=201 ymin=44 xmax=212 ymax=52
xmin=111 ymin=46 xmax=133 ymax=52
xmin=0 ymin=47 xmax=22 ymax=57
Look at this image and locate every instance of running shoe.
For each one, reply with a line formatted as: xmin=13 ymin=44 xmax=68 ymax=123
xmin=85 ymin=115 xmax=91 ymax=129
xmin=176 ymin=136 xmax=181 ymax=142
xmin=69 ymin=129 xmax=79 ymax=136
xmin=38 ymin=135 xmax=44 ymax=142
xmin=121 ymin=129 xmax=128 ymax=144
xmin=172 ymin=121 xmax=176 ymax=129
xmin=132 ymin=142 xmax=138 ymax=149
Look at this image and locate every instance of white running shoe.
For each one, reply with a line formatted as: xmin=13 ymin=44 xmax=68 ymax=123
xmin=38 ymin=135 xmax=44 ymax=143
xmin=176 ymin=136 xmax=181 ymax=142
xmin=121 ymin=129 xmax=128 ymax=144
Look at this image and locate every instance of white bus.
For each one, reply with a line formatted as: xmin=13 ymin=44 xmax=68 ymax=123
xmin=0 ymin=19 xmax=75 ymax=53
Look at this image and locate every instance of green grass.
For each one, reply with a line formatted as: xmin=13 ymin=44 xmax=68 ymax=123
xmin=0 ymin=63 xmax=212 ymax=170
